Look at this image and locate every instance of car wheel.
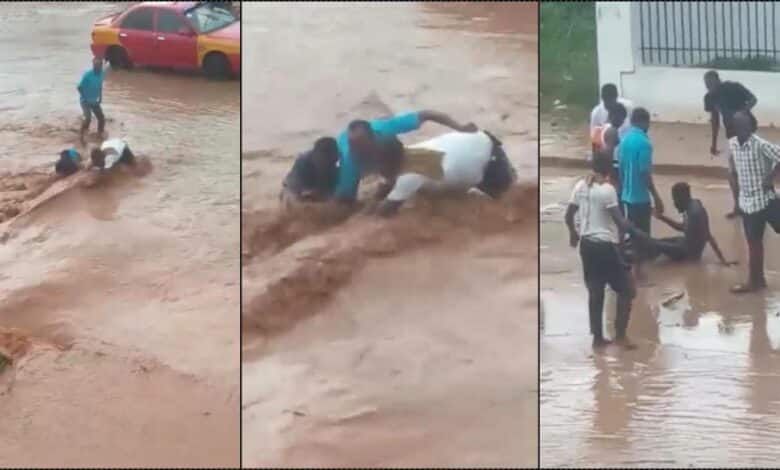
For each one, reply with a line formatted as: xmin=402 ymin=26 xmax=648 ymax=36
xmin=203 ymin=52 xmax=230 ymax=80
xmin=107 ymin=46 xmax=132 ymax=70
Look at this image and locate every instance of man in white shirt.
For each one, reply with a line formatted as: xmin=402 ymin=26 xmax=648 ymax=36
xmin=373 ymin=130 xmax=515 ymax=216
xmin=565 ymin=151 xmax=643 ymax=349
xmin=89 ymin=138 xmax=136 ymax=172
xmin=590 ymin=83 xmax=633 ymax=139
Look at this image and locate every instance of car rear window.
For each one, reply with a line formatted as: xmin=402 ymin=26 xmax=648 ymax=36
xmin=185 ymin=4 xmax=235 ymax=34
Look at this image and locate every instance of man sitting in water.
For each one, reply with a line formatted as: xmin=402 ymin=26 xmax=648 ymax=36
xmin=280 ymin=137 xmax=339 ymax=206
xmin=333 ymin=110 xmax=478 ymax=203
xmin=372 ymin=130 xmax=516 ymax=216
xmin=646 ymin=182 xmax=735 ymax=265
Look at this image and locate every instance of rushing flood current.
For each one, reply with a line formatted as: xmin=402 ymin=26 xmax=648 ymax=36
xmin=0 ymin=3 xmax=239 ymax=467
xmin=242 ymin=2 xmax=538 ymax=467
xmin=541 ymin=167 xmax=780 ymax=468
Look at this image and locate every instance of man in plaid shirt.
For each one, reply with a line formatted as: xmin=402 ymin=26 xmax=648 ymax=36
xmin=728 ymin=111 xmax=780 ymax=293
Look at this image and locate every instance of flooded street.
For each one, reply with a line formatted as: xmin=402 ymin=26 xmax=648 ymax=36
xmin=0 ymin=3 xmax=239 ymax=467
xmin=541 ymin=167 xmax=780 ymax=468
xmin=242 ymin=2 xmax=538 ymax=467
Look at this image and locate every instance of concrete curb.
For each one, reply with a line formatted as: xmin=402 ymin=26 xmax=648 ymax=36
xmin=540 ymin=156 xmax=729 ymax=178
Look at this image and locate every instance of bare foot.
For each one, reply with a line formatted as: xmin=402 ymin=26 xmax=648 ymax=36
xmin=614 ymin=337 xmax=638 ymax=350
xmin=592 ymin=337 xmax=612 ymax=349
xmin=730 ymin=282 xmax=767 ymax=294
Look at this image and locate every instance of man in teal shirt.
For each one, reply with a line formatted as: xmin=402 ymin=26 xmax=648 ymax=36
xmin=618 ymin=107 xmax=664 ymax=278
xmin=333 ymin=110 xmax=477 ymax=202
xmin=78 ymin=56 xmax=106 ymax=145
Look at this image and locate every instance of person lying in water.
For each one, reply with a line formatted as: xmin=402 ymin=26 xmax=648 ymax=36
xmin=88 ymin=138 xmax=137 ymax=172
xmin=371 ymin=130 xmax=516 ymax=216
xmin=54 ymin=148 xmax=83 ymax=177
xmin=280 ymin=136 xmax=339 ymax=206
xmin=334 ymin=110 xmax=478 ymax=203
xmin=644 ymin=182 xmax=736 ymax=266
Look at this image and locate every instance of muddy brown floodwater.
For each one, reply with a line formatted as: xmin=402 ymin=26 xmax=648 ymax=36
xmin=541 ymin=167 xmax=780 ymax=468
xmin=0 ymin=3 xmax=239 ymax=467
xmin=242 ymin=2 xmax=538 ymax=467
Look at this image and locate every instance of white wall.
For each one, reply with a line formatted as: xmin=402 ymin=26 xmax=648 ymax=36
xmin=596 ymin=1 xmax=780 ymax=126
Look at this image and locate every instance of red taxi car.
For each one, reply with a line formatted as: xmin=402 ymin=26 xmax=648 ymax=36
xmin=90 ymin=2 xmax=240 ymax=79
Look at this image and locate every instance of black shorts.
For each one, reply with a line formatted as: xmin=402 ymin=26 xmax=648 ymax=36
xmin=579 ymin=237 xmax=633 ymax=296
xmin=646 ymin=236 xmax=689 ymax=262
xmin=119 ymin=146 xmax=136 ymax=165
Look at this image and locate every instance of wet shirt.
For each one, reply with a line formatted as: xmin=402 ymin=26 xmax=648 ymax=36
xmin=682 ymin=199 xmax=709 ymax=258
xmin=283 ymin=150 xmax=337 ymax=196
xmin=78 ymin=69 xmax=104 ymax=104
xmin=704 ymin=81 xmax=755 ymax=121
xmin=618 ymin=126 xmax=653 ymax=204
xmin=101 ymin=138 xmax=127 ymax=169
xmin=334 ymin=112 xmax=422 ymax=200
xmin=728 ymin=134 xmax=780 ymax=214
xmin=386 ymin=131 xmax=493 ymax=202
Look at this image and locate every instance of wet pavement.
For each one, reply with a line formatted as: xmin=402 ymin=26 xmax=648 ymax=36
xmin=242 ymin=2 xmax=538 ymax=467
xmin=541 ymin=167 xmax=780 ymax=468
xmin=0 ymin=3 xmax=239 ymax=467
xmin=541 ymin=116 xmax=780 ymax=174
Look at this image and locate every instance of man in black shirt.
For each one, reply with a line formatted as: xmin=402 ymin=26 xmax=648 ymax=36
xmin=704 ymin=70 xmax=757 ymax=218
xmin=648 ymin=182 xmax=736 ymax=265
xmin=280 ymin=137 xmax=339 ymax=205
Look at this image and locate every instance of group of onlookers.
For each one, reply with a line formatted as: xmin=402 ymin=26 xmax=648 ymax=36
xmin=566 ymin=71 xmax=779 ymax=349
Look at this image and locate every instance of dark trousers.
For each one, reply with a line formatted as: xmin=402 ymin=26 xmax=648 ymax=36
xmin=580 ymin=237 xmax=634 ymax=339
xmin=81 ymin=102 xmax=105 ymax=133
xmin=646 ymin=236 xmax=689 ymax=262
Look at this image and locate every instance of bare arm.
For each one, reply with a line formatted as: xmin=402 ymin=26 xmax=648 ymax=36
xmin=607 ymin=205 xmax=647 ymax=241
xmin=655 ymin=213 xmax=685 ymax=232
xmin=728 ymin=152 xmax=740 ymax=202
xmin=564 ymin=204 xmax=579 ymax=247
xmin=646 ymin=172 xmax=665 ymax=214
xmin=759 ymin=140 xmax=780 ymax=189
xmin=708 ymin=233 xmax=735 ymax=266
xmin=710 ymin=111 xmax=720 ymax=155
xmin=418 ymin=110 xmax=477 ymax=132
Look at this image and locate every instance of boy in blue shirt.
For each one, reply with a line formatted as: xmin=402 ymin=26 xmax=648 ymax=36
xmin=78 ymin=57 xmax=106 ymax=145
xmin=333 ymin=110 xmax=477 ymax=202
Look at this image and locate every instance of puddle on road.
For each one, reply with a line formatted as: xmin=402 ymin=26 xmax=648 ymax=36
xmin=541 ymin=169 xmax=780 ymax=467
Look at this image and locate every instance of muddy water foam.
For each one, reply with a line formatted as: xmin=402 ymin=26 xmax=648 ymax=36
xmin=0 ymin=3 xmax=239 ymax=466
xmin=242 ymin=2 xmax=538 ymax=467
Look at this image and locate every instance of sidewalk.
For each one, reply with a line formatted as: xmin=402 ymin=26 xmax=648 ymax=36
xmin=541 ymin=120 xmax=780 ymax=178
